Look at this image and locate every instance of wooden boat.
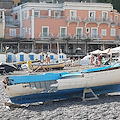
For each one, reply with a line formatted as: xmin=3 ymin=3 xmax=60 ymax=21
xmin=3 ymin=64 xmax=120 ymax=104
xmin=32 ymin=62 xmax=65 ymax=71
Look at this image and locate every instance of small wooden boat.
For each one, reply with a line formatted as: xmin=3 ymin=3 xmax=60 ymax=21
xmin=32 ymin=62 xmax=65 ymax=71
xmin=3 ymin=64 xmax=120 ymax=104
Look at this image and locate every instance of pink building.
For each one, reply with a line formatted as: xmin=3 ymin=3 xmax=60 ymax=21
xmin=4 ymin=2 xmax=120 ymax=56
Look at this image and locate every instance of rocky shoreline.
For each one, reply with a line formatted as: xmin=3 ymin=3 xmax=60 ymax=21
xmin=0 ymin=66 xmax=120 ymax=120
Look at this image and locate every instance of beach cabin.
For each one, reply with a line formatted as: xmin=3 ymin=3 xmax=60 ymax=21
xmin=37 ymin=53 xmax=46 ymax=60
xmin=15 ymin=52 xmax=29 ymax=62
xmin=0 ymin=54 xmax=6 ymax=63
xmin=28 ymin=52 xmax=37 ymax=61
xmin=59 ymin=53 xmax=66 ymax=60
xmin=7 ymin=52 xmax=16 ymax=62
xmin=50 ymin=53 xmax=56 ymax=60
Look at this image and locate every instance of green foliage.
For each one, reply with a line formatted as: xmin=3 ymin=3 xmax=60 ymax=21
xmin=0 ymin=37 xmax=5 ymax=40
xmin=62 ymin=37 xmax=71 ymax=41
xmin=98 ymin=0 xmax=110 ymax=3
xmin=27 ymin=0 xmax=31 ymax=2
xmin=98 ymin=0 xmax=120 ymax=12
xmin=107 ymin=0 xmax=112 ymax=3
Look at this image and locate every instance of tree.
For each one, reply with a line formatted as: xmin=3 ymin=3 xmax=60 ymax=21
xmin=98 ymin=0 xmax=120 ymax=12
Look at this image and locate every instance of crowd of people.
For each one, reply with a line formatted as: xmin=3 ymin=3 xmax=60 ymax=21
xmin=90 ymin=53 xmax=105 ymax=67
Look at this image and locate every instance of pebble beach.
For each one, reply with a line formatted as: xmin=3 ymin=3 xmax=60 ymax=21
xmin=1 ymin=66 xmax=120 ymax=120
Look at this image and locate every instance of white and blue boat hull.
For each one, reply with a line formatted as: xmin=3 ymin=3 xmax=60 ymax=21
xmin=4 ymin=65 xmax=120 ymax=104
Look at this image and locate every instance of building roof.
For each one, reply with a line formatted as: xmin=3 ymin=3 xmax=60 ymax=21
xmin=12 ymin=2 xmax=112 ymax=11
xmin=0 ymin=1 xmax=13 ymax=9
xmin=20 ymin=0 xmax=98 ymax=3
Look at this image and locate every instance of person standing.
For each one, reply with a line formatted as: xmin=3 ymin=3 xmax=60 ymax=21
xmin=98 ymin=54 xmax=102 ymax=66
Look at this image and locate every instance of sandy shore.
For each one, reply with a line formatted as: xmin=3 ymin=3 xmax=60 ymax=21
xmin=1 ymin=66 xmax=120 ymax=120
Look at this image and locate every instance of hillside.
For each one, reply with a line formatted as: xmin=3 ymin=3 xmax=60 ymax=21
xmin=98 ymin=0 xmax=120 ymax=12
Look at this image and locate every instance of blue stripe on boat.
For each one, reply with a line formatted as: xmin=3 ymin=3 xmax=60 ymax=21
xmin=82 ymin=63 xmax=120 ymax=73
xmin=81 ymin=65 xmax=113 ymax=73
xmin=9 ymin=72 xmax=68 ymax=84
xmin=62 ymin=72 xmax=81 ymax=78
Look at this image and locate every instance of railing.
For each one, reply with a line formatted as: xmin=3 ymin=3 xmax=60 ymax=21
xmin=37 ymin=16 xmax=49 ymax=19
xmin=5 ymin=34 xmax=20 ymax=37
xmin=38 ymin=33 xmax=54 ymax=39
xmin=89 ymin=34 xmax=102 ymax=40
xmin=66 ymin=16 xmax=81 ymax=22
xmin=5 ymin=19 xmax=20 ymax=26
xmin=13 ymin=19 xmax=20 ymax=25
xmin=66 ymin=16 xmax=81 ymax=26
xmin=57 ymin=33 xmax=72 ymax=39
xmin=34 ymin=15 xmax=65 ymax=19
xmin=73 ymin=34 xmax=87 ymax=40
xmin=5 ymin=21 xmax=12 ymax=24
xmin=84 ymin=17 xmax=112 ymax=23
xmin=51 ymin=16 xmax=65 ymax=19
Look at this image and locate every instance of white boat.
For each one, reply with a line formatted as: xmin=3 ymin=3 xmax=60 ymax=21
xmin=3 ymin=64 xmax=120 ymax=104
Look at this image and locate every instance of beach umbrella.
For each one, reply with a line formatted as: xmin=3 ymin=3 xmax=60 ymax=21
xmin=90 ymin=49 xmax=102 ymax=54
xmin=101 ymin=48 xmax=111 ymax=54
xmin=110 ymin=47 xmax=120 ymax=53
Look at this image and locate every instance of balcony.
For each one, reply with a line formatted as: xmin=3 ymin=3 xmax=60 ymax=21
xmin=5 ymin=19 xmax=20 ymax=26
xmin=57 ymin=33 xmax=72 ymax=40
xmin=51 ymin=16 xmax=65 ymax=19
xmin=34 ymin=15 xmax=65 ymax=19
xmin=13 ymin=19 xmax=20 ymax=26
xmin=66 ymin=16 xmax=81 ymax=26
xmin=84 ymin=17 xmax=113 ymax=27
xmin=88 ymin=34 xmax=102 ymax=40
xmin=5 ymin=34 xmax=20 ymax=38
xmin=73 ymin=34 xmax=87 ymax=40
xmin=35 ymin=16 xmax=49 ymax=19
xmin=38 ymin=33 xmax=54 ymax=39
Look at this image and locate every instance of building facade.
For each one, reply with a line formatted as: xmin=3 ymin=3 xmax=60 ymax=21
xmin=3 ymin=2 xmax=120 ymax=57
xmin=0 ymin=9 xmax=5 ymax=38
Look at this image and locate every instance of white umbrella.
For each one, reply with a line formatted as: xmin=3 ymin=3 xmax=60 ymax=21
xmin=101 ymin=48 xmax=111 ymax=54
xmin=110 ymin=47 xmax=120 ymax=53
xmin=90 ymin=49 xmax=102 ymax=54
